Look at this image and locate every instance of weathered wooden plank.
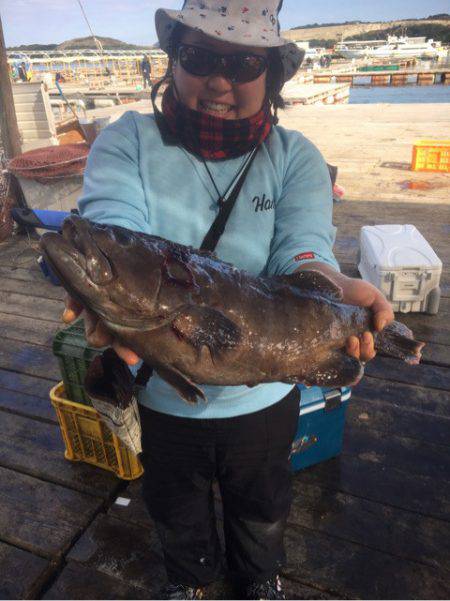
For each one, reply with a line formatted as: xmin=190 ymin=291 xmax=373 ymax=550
xmin=347 ymin=396 xmax=450 ymax=448
xmin=0 ymin=264 xmax=43 ymax=283
xmin=343 ymin=423 xmax=450 ymax=479
xmin=0 ymin=411 xmax=120 ymax=499
xmin=0 ymin=313 xmax=61 ymax=347
xmin=284 ymin=526 xmax=450 ymax=600
xmin=0 ymin=387 xmax=57 ymax=423
xmin=0 ymin=291 xmax=63 ymax=322
xmin=0 ymin=540 xmax=51 ymax=600
xmin=289 ymin=482 xmax=450 ymax=573
xmin=67 ymin=514 xmax=164 ymax=591
xmin=1 ymin=276 xmax=65 ymax=301
xmin=420 ymin=342 xmax=450 ymax=368
xmin=399 ymin=314 xmax=450 ymax=345
xmin=349 ymin=377 xmax=450 ymax=418
xmin=334 ymin=199 xmax=450 ymax=220
xmin=43 ymin=561 xmax=155 ymax=600
xmin=0 ymin=239 xmax=40 ymax=267
xmin=365 ymin=356 xmax=450 ymax=390
xmin=0 ymin=339 xmax=60 ymax=380
xmin=294 ymin=454 xmax=450 ymax=521
xmin=0 ymin=368 xmax=57 ymax=398
xmin=108 ymin=480 xmax=152 ymax=530
xmin=283 ymin=578 xmax=339 ymax=600
xmin=0 ymin=466 xmax=102 ymax=558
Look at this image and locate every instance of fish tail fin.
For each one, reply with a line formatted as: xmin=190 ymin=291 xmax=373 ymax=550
xmin=375 ymin=321 xmax=425 ymax=365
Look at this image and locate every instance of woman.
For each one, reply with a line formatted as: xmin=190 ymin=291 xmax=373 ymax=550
xmin=64 ymin=1 xmax=394 ymax=599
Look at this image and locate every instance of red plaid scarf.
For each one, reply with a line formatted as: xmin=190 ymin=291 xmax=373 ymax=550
xmin=161 ymin=86 xmax=273 ymax=160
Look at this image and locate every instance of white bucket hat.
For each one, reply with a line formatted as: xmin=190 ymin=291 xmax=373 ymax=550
xmin=155 ymin=0 xmax=305 ymax=83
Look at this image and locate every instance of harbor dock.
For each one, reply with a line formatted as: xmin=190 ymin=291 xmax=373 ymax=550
xmin=282 ymin=82 xmax=350 ymax=105
xmin=313 ymin=68 xmax=450 ymax=86
xmin=0 ymin=102 xmax=449 ymax=599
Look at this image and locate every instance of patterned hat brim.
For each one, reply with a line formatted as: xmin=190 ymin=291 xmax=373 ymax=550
xmin=155 ymin=8 xmax=305 ymax=82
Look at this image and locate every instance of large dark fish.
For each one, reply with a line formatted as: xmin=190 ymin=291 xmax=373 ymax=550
xmin=41 ymin=216 xmax=424 ymax=404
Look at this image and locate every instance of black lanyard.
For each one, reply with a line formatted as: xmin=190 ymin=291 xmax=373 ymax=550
xmin=200 ymin=145 xmax=259 ymax=252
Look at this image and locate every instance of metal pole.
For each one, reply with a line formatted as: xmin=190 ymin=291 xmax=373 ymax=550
xmin=0 ymin=12 xmax=28 ymax=211
xmin=0 ymin=12 xmax=21 ymax=158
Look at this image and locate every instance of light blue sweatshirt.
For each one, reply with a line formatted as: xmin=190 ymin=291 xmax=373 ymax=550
xmin=78 ymin=110 xmax=339 ymax=418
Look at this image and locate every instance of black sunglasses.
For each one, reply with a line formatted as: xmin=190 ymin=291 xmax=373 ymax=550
xmin=177 ymin=44 xmax=268 ymax=84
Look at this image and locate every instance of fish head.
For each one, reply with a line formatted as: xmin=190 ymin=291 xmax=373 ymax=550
xmin=40 ymin=216 xmax=171 ymax=328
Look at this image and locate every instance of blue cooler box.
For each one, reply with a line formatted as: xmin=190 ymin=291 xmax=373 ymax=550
xmin=290 ymin=385 xmax=352 ymax=472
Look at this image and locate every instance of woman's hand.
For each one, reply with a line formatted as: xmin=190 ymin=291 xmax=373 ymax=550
xmin=339 ymin=277 xmax=394 ymax=362
xmin=297 ymin=263 xmax=394 ymax=363
xmin=63 ymin=295 xmax=140 ymax=366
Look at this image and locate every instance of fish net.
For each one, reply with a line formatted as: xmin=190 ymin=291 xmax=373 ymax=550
xmin=7 ymin=143 xmax=90 ymax=184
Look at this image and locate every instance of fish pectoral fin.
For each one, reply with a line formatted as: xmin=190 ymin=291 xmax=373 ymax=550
xmin=298 ymin=351 xmax=364 ymax=387
xmin=155 ymin=365 xmax=207 ymax=405
xmin=172 ymin=307 xmax=241 ymax=357
xmin=281 ymin=270 xmax=344 ymax=302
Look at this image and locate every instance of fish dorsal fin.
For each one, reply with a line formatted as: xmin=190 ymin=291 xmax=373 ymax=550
xmin=281 ymin=270 xmax=344 ymax=302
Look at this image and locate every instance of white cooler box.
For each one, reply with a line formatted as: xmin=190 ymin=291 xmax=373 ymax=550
xmin=358 ymin=224 xmax=442 ymax=314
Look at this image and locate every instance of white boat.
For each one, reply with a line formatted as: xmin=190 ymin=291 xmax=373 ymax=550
xmin=295 ymin=41 xmax=327 ymax=63
xmin=335 ymin=36 xmax=442 ymax=60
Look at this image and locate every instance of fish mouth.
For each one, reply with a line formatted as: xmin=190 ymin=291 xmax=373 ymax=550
xmin=40 ymin=217 xmax=167 ymax=330
xmin=40 ymin=216 xmax=116 ymax=318
xmin=40 ymin=230 xmax=109 ymax=317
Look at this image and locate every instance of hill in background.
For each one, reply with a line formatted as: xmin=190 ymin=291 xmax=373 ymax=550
xmin=57 ymin=36 xmax=141 ymax=50
xmin=8 ymin=35 xmax=150 ymax=51
xmin=282 ymin=15 xmax=450 ymax=47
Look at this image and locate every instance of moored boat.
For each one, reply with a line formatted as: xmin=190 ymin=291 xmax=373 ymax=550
xmin=335 ymin=35 xmax=443 ymax=60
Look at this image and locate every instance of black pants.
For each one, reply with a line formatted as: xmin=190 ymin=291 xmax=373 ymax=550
xmin=139 ymin=387 xmax=299 ymax=587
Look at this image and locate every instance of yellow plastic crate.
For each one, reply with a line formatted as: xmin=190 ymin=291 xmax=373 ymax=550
xmin=50 ymin=382 xmax=143 ymax=480
xmin=412 ymin=140 xmax=450 ymax=173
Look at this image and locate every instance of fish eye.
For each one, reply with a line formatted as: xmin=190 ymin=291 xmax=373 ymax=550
xmin=114 ymin=228 xmax=135 ymax=246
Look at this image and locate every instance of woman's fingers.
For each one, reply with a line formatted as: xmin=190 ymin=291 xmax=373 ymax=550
xmin=112 ymin=341 xmax=140 ymax=366
xmin=84 ymin=311 xmax=140 ymax=365
xmin=371 ymin=292 xmax=395 ymax=332
xmin=63 ymin=298 xmax=140 ymax=366
xmin=374 ymin=307 xmax=395 ymax=332
xmin=359 ymin=331 xmax=376 ymax=362
xmin=346 ymin=335 xmax=360 ymax=359
xmin=346 ymin=332 xmax=376 ymax=362
xmin=62 ymin=295 xmax=83 ymax=323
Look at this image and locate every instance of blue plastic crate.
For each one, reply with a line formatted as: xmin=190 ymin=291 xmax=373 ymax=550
xmin=290 ymin=385 xmax=352 ymax=472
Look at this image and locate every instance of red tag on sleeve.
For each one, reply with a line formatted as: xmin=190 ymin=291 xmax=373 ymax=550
xmin=294 ymin=252 xmax=315 ymax=262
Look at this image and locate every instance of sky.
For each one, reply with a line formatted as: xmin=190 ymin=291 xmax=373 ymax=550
xmin=1 ymin=0 xmax=449 ymax=48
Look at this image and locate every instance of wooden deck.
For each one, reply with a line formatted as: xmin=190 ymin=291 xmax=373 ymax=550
xmin=0 ymin=196 xmax=449 ymax=599
xmin=1 ymin=102 xmax=449 ymax=598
